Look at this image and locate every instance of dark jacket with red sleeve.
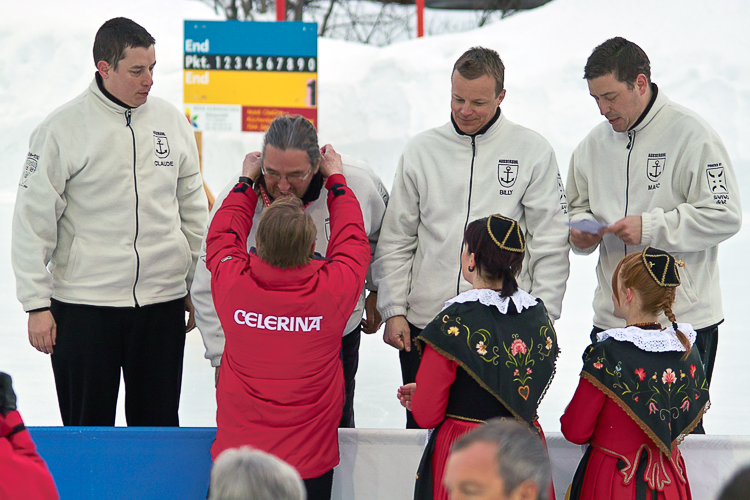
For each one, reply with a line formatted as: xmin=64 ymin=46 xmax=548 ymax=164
xmin=0 ymin=411 xmax=59 ymax=500
xmin=206 ymin=174 xmax=370 ymax=479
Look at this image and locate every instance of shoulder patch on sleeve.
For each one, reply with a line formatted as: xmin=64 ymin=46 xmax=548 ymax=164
xmin=220 ymin=256 xmax=233 ymax=263
xmin=20 ymin=152 xmax=40 ymax=187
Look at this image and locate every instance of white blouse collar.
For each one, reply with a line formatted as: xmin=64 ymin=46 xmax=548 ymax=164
xmin=442 ymin=288 xmax=538 ymax=315
xmin=596 ymin=323 xmax=697 ymax=352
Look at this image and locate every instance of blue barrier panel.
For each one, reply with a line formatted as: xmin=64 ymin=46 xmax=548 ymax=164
xmin=28 ymin=427 xmax=217 ymax=500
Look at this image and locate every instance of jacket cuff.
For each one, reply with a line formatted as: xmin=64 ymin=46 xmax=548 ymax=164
xmin=325 ymin=173 xmax=347 ymax=189
xmin=640 ymin=212 xmax=652 ymax=245
xmin=23 ymin=300 xmax=52 ymax=313
xmin=381 ymin=306 xmax=408 ymax=322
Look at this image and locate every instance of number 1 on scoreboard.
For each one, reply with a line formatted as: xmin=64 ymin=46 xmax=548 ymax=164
xmin=306 ymin=79 xmax=316 ymax=107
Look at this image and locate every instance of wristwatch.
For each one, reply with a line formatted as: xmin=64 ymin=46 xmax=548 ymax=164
xmin=238 ymin=176 xmax=255 ymax=188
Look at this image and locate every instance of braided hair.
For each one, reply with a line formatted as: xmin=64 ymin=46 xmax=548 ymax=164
xmin=612 ymin=253 xmax=691 ymax=358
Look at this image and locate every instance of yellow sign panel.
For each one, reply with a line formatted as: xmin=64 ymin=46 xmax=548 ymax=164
xmin=184 ymin=71 xmax=316 ymax=108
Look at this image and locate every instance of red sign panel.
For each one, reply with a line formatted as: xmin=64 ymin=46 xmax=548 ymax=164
xmin=242 ymin=106 xmax=317 ymax=132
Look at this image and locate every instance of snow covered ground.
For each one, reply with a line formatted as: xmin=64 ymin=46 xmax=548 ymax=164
xmin=1 ymin=0 xmax=749 ymax=439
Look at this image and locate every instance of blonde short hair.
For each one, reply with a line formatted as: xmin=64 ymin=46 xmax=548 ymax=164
xmin=256 ymin=196 xmax=316 ymax=268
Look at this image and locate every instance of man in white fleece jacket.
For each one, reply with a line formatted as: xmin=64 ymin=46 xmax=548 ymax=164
xmin=567 ymin=37 xmax=741 ymax=432
xmin=372 ymin=47 xmax=570 ymax=428
xmin=11 ymin=18 xmax=208 ymax=426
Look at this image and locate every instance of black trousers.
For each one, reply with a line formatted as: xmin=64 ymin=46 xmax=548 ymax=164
xmin=339 ymin=326 xmax=361 ymax=428
xmin=304 ymin=469 xmax=334 ymax=500
xmin=50 ymin=297 xmax=186 ymax=426
xmin=399 ymin=322 xmax=424 ymax=429
xmin=591 ymin=322 xmax=720 ymax=434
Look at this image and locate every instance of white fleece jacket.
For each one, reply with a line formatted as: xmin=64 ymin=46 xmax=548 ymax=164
xmin=12 ymin=78 xmax=207 ymax=311
xmin=567 ymin=86 xmax=742 ymax=330
xmin=192 ymin=155 xmax=388 ymax=366
xmin=372 ymin=112 xmax=570 ymax=329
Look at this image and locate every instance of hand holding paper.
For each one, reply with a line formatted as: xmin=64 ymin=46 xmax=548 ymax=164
xmin=567 ymin=219 xmax=607 ymax=234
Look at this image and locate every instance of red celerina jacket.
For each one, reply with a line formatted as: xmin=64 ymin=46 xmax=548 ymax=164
xmin=206 ymin=174 xmax=370 ymax=478
xmin=0 ymin=411 xmax=59 ymax=500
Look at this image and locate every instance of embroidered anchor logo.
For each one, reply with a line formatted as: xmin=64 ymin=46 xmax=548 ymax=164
xmin=649 ymin=160 xmax=663 ymax=179
xmin=153 ymin=132 xmax=170 ymax=159
xmin=647 ymin=156 xmax=666 ymax=182
xmin=155 ymin=138 xmax=168 ymax=156
xmin=497 ymin=161 xmax=518 ymax=188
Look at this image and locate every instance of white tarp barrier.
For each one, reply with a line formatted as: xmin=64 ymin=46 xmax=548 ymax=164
xmin=333 ymin=429 xmax=750 ymax=499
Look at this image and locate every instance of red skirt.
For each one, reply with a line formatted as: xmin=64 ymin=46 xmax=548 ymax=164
xmin=570 ymin=444 xmax=691 ymax=500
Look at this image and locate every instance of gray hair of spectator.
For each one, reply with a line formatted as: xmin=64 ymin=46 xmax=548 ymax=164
xmin=93 ymin=18 xmax=155 ymax=71
xmin=452 ymin=47 xmax=505 ymax=96
xmin=208 ymin=446 xmax=306 ymax=500
xmin=452 ymin=418 xmax=551 ymax=500
xmin=718 ymin=464 xmax=750 ymax=500
xmin=584 ymin=37 xmax=651 ymax=88
xmin=262 ymin=115 xmax=322 ymax=172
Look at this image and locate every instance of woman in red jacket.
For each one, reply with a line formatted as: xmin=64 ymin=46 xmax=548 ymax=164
xmin=398 ymin=214 xmax=558 ymax=500
xmin=561 ymin=247 xmax=709 ymax=499
xmin=205 ymin=142 xmax=370 ymax=500
xmin=0 ymin=372 xmax=59 ymax=500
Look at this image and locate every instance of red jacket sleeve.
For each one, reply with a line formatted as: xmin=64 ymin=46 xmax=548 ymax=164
xmin=560 ymin=376 xmax=607 ymax=445
xmin=0 ymin=411 xmax=59 ymax=499
xmin=205 ymin=184 xmax=259 ymax=304
xmin=322 ymin=174 xmax=371 ymax=318
xmin=412 ymin=345 xmax=458 ymax=429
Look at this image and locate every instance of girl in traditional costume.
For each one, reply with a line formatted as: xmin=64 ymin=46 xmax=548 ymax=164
xmin=398 ymin=214 xmax=558 ymax=500
xmin=561 ymin=247 xmax=709 ymax=499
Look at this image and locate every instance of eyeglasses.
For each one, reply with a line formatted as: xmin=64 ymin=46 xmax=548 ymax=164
xmin=261 ymin=165 xmax=313 ymax=184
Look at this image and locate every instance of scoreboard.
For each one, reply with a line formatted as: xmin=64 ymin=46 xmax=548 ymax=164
xmin=183 ymin=21 xmax=318 ymax=132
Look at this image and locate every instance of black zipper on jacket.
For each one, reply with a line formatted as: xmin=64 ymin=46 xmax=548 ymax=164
xmin=126 ymin=109 xmax=141 ymax=307
xmin=624 ymin=130 xmax=636 ymax=255
xmin=456 ymin=136 xmax=477 ymax=294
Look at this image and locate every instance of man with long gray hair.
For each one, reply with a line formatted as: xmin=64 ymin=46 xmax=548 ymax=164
xmin=209 ymin=447 xmax=305 ymax=500
xmin=203 ymin=119 xmax=372 ymax=500
xmin=444 ymin=419 xmax=551 ymax=500
xmin=192 ymin=115 xmax=388 ymax=429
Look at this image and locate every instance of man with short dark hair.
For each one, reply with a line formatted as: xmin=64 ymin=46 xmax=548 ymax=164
xmin=206 ymin=145 xmax=370 ymax=500
xmin=372 ymin=46 xmax=570 ymax=428
xmin=567 ymin=38 xmax=742 ymax=429
xmin=11 ymin=17 xmax=208 ymax=426
xmin=192 ymin=115 xmax=387 ymax=428
xmin=444 ymin=419 xmax=550 ymax=500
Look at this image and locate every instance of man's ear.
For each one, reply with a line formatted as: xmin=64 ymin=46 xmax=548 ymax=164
xmin=97 ymin=60 xmax=111 ymax=79
xmin=496 ymin=88 xmax=507 ymax=106
xmin=635 ymin=73 xmax=649 ymax=96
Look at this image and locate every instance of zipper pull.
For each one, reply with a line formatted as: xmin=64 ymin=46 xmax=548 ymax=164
xmin=471 ymin=136 xmax=476 ymax=157
xmin=125 ymin=109 xmax=132 ymax=127
xmin=626 ymin=130 xmax=633 ymax=150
